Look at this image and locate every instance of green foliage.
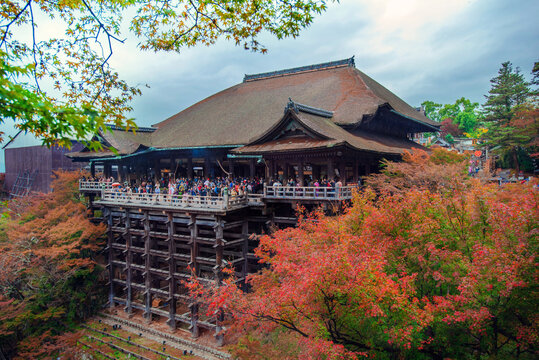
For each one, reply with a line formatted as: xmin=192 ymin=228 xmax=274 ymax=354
xmin=482 ymin=61 xmax=537 ymax=172
xmin=483 ymin=61 xmax=530 ymax=124
xmin=498 ymin=147 xmax=535 ymax=172
xmin=444 ymin=133 xmax=455 ymax=144
xmin=422 ymin=97 xmax=482 ymax=130
xmin=0 ymin=0 xmax=335 ymax=148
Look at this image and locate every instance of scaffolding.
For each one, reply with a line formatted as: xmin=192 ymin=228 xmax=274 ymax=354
xmin=10 ymin=170 xmax=37 ymax=198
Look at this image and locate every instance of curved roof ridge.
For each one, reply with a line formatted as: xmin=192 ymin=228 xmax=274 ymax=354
xmin=351 ymin=68 xmax=439 ymax=127
xmin=286 ymin=98 xmax=334 ymax=118
xmin=243 ymin=56 xmax=355 ymax=82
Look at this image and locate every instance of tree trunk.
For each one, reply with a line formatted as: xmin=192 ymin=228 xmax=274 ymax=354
xmin=512 ymin=147 xmax=520 ymax=174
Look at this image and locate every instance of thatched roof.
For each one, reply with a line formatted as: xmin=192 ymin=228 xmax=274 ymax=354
xmin=67 ymin=57 xmax=437 ymax=160
xmin=150 ymin=57 xmax=436 ymax=149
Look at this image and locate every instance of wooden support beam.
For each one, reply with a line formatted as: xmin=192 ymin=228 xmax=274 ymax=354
xmin=298 ymin=159 xmax=304 ymax=186
xmin=204 ymin=157 xmax=211 ymax=179
xmin=214 ymin=216 xmax=224 ymax=346
xmin=187 ymin=157 xmax=193 ymax=180
xmin=214 ymin=217 xmax=224 ymax=285
xmin=188 ymin=213 xmax=199 ymax=339
xmin=339 ymin=161 xmax=346 ymax=184
xmin=228 ymin=159 xmax=235 ymax=179
xmin=190 ymin=303 xmax=199 ymax=339
xmin=106 ymin=208 xmax=115 ymax=308
xmin=124 ymin=209 xmax=133 ymax=316
xmin=167 ymin=212 xmax=176 ymax=330
xmin=242 ymin=221 xmax=249 ymax=288
xmin=249 ymin=159 xmax=256 ymax=178
xmin=327 ymin=159 xmax=334 ymax=181
xmin=189 ymin=214 xmax=198 ymax=276
xmin=154 ymin=159 xmax=161 ymax=183
xmin=143 ymin=211 xmax=152 ymax=323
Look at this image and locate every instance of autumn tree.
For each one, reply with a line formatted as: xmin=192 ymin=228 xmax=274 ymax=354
xmin=0 ymin=171 xmax=106 ymax=359
xmin=364 ymin=148 xmax=468 ymax=195
xmin=193 ymin=149 xmax=538 ymax=359
xmin=0 ymin=0 xmax=336 ymax=149
xmin=483 ymin=61 xmax=537 ymax=172
xmin=440 ymin=118 xmax=462 ymax=139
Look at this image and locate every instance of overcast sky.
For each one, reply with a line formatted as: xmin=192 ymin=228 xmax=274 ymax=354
xmin=113 ymin=0 xmax=539 ymax=127
xmin=2 ymin=0 xmax=538 ymax=171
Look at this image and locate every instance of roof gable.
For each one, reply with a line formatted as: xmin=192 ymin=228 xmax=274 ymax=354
xmin=149 ymin=57 xmax=437 ymax=150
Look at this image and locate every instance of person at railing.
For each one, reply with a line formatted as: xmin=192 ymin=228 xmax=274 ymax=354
xmin=313 ymin=179 xmax=320 ymax=197
xmin=335 ymin=178 xmax=342 ymax=199
xmin=154 ymin=182 xmax=161 ymax=202
xmin=295 ymin=181 xmax=304 ymax=197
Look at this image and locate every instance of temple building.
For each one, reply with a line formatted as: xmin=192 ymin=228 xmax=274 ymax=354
xmin=71 ymin=57 xmax=439 ymax=343
xmin=68 ymin=57 xmax=438 ymax=183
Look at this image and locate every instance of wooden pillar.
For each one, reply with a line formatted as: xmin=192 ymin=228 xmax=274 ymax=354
xmin=312 ymin=164 xmax=320 ymax=181
xmin=124 ymin=209 xmax=133 ymax=316
xmin=170 ymin=158 xmax=176 ymax=180
xmin=283 ymin=162 xmax=289 ymax=184
xmin=204 ymin=157 xmax=211 ymax=179
xmin=339 ymin=161 xmax=346 ymax=184
xmin=264 ymin=159 xmax=271 ymax=182
xmin=242 ymin=221 xmax=249 ymax=286
xmin=214 ymin=217 xmax=224 ymax=285
xmin=188 ymin=214 xmax=199 ymax=338
xmin=143 ymin=211 xmax=152 ymax=323
xmin=104 ymin=163 xmax=111 ymax=178
xmin=188 ymin=214 xmax=198 ymax=276
xmin=88 ymin=193 xmax=95 ymax=217
xmin=155 ymin=158 xmax=161 ymax=182
xmin=228 ymin=159 xmax=235 ymax=179
xmin=167 ymin=213 xmax=177 ymax=330
xmin=90 ymin=162 xmax=96 ymax=177
xmin=214 ymin=217 xmax=224 ymax=345
xmin=248 ymin=159 xmax=255 ymax=178
xmin=190 ymin=303 xmax=199 ymax=339
xmin=327 ymin=159 xmax=334 ymax=181
xmin=365 ymin=163 xmax=371 ymax=176
xmin=353 ymin=159 xmax=359 ymax=184
xmin=118 ymin=164 xmax=124 ymax=182
xmin=106 ymin=208 xmax=114 ymax=308
xmin=298 ymin=159 xmax=304 ymax=186
xmin=210 ymin=158 xmax=216 ymax=178
xmin=187 ymin=157 xmax=193 ymax=180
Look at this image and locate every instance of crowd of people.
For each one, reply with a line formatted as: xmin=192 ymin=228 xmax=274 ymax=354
xmin=82 ymin=176 xmax=266 ymax=197
xmin=81 ymin=175 xmax=349 ymax=198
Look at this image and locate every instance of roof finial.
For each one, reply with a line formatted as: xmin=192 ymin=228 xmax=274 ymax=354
xmin=285 ymin=98 xmax=298 ymax=114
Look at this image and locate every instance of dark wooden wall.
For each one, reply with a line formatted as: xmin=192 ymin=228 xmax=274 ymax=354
xmin=4 ymin=142 xmax=86 ymax=194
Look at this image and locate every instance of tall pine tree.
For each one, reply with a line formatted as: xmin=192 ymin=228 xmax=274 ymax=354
xmin=483 ymin=61 xmax=536 ymax=173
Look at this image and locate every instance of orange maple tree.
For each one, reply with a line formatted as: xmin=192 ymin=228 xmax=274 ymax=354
xmin=0 ymin=171 xmax=106 ymax=359
xmin=191 ymin=149 xmax=538 ymax=359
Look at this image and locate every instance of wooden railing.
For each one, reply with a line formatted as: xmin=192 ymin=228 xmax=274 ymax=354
xmin=79 ymin=180 xmax=113 ymax=191
xmin=264 ymin=185 xmax=355 ymax=200
xmin=79 ymin=181 xmax=355 ymax=210
xmin=100 ymin=190 xmax=248 ymax=210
